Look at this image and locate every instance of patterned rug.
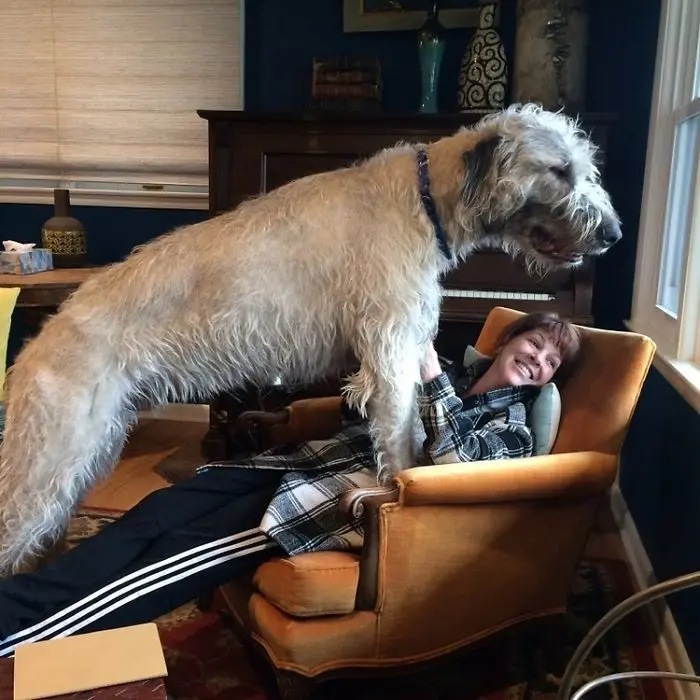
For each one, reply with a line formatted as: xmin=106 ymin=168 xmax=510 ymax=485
xmin=67 ymin=509 xmax=668 ymax=700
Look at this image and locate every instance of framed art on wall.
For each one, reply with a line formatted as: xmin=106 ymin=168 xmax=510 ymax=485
xmin=342 ymin=0 xmax=482 ymax=32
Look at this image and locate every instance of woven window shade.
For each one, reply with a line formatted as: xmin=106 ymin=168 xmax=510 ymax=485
xmin=0 ymin=0 xmax=242 ymax=189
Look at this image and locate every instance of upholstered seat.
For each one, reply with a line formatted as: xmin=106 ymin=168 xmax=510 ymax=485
xmin=253 ymin=551 xmax=360 ymax=617
xmin=215 ymin=307 xmax=656 ymax=700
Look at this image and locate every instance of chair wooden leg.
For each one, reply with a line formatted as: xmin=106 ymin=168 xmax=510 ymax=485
xmin=274 ymin=669 xmax=317 ymax=700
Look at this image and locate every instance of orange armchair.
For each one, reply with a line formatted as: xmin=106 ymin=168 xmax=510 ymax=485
xmin=216 ymin=307 xmax=656 ymax=700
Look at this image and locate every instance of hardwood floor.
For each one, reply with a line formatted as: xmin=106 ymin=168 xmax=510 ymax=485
xmin=80 ymin=418 xmax=208 ymax=511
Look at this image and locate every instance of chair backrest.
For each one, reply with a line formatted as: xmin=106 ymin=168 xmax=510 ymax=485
xmin=475 ymin=306 xmax=656 ymax=456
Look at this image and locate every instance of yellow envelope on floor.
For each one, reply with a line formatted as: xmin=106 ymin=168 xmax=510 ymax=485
xmin=13 ymin=623 xmax=167 ymax=700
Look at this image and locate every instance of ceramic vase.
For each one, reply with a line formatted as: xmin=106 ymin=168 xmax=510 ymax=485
xmin=457 ymin=2 xmax=507 ymax=112
xmin=41 ymin=189 xmax=88 ymax=268
xmin=417 ymin=1 xmax=446 ymax=113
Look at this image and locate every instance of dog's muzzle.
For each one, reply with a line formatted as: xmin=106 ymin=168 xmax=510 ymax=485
xmin=597 ymin=220 xmax=622 ymax=249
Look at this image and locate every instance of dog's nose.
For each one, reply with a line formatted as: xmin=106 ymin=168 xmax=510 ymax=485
xmin=598 ymin=220 xmax=622 ymax=247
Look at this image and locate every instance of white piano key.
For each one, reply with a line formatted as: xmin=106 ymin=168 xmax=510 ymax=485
xmin=442 ymin=289 xmax=555 ymax=301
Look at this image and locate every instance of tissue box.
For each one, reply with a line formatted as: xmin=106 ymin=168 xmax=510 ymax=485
xmin=0 ymin=248 xmax=53 ymax=275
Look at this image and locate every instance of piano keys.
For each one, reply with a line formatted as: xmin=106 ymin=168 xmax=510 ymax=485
xmin=439 ymin=250 xmax=594 ymax=325
xmin=443 ymin=290 xmax=556 ymax=301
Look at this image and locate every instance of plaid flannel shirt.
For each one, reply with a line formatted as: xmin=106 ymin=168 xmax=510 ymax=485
xmin=202 ymin=354 xmax=538 ymax=557
xmin=421 ymin=357 xmax=539 ymax=464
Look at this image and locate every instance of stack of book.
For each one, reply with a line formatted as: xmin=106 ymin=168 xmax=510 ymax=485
xmin=311 ymin=58 xmax=382 ymax=112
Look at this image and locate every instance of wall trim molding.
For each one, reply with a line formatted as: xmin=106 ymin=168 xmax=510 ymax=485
xmin=609 ymin=486 xmax=699 ymax=700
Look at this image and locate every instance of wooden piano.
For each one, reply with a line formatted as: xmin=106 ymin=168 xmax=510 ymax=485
xmin=198 ymin=110 xmax=612 ymax=459
xmin=442 ymin=250 xmax=592 ymax=323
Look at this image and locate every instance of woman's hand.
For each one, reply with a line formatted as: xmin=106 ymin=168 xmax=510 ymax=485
xmin=420 ymin=342 xmax=443 ymax=383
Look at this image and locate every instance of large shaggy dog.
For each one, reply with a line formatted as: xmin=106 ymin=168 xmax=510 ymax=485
xmin=0 ymin=104 xmax=621 ymax=574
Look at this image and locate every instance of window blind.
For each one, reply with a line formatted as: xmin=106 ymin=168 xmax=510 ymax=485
xmin=0 ymin=0 xmax=243 ymax=193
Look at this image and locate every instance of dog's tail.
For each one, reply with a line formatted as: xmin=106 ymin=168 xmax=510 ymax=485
xmin=0 ymin=314 xmax=134 ymax=575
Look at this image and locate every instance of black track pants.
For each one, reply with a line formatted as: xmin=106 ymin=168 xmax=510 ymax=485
xmin=0 ymin=466 xmax=284 ymax=656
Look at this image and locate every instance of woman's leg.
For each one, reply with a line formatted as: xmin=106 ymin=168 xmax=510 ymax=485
xmin=0 ymin=466 xmax=283 ymax=656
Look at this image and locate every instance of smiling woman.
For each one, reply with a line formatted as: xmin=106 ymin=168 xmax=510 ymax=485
xmin=421 ymin=311 xmax=582 ymax=392
xmin=491 ymin=311 xmax=582 ymax=384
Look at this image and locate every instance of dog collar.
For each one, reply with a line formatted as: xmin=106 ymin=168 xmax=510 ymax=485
xmin=416 ymin=149 xmax=452 ymax=262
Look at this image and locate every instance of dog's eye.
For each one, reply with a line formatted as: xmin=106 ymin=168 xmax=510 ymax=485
xmin=549 ymin=165 xmax=570 ymax=180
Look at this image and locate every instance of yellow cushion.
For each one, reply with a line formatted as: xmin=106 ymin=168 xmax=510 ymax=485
xmin=253 ymin=551 xmax=360 ymax=617
xmin=0 ymin=287 xmax=20 ymax=401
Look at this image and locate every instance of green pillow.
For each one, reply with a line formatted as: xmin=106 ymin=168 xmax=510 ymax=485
xmin=461 ymin=346 xmax=561 ymax=456
xmin=528 ymin=381 xmax=561 ymax=456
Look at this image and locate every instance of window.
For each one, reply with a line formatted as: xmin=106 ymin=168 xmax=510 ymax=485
xmin=0 ymin=0 xmax=244 ymax=209
xmin=656 ymin=113 xmax=699 ymax=319
xmin=630 ymin=0 xmax=700 ymax=409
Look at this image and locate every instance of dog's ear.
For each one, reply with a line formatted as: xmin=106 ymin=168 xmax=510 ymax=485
xmin=461 ymin=136 xmax=501 ymax=207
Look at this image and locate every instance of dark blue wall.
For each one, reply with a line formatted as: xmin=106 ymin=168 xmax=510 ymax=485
xmin=244 ymin=0 xmax=487 ymax=115
xmin=621 ymin=368 xmax=700 ymax=666
xmin=0 ymin=204 xmax=205 ymax=266
xmin=584 ymin=0 xmax=661 ymax=331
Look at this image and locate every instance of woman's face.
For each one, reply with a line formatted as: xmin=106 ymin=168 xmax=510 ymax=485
xmin=493 ymin=327 xmax=563 ymax=387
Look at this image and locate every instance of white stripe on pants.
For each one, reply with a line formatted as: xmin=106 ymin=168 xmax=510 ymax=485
xmin=0 ymin=528 xmax=275 ymax=657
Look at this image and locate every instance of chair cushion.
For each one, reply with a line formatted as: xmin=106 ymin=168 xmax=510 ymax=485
xmin=253 ymin=551 xmax=359 ymax=617
xmin=462 ymin=346 xmax=561 ymax=455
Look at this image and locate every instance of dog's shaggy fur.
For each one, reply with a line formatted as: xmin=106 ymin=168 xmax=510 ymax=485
xmin=0 ymin=104 xmax=621 ymax=574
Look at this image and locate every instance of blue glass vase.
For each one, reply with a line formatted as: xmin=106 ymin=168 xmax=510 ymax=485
xmin=417 ymin=2 xmax=445 ymax=113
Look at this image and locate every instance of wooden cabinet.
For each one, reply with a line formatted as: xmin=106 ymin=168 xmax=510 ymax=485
xmin=200 ymin=111 xmax=613 ymax=215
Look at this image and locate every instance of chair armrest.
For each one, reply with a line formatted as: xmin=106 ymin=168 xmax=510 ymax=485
xmin=338 ymin=486 xmax=400 ymax=611
xmin=285 ymin=396 xmax=344 ymax=426
xmin=238 ymin=396 xmax=344 ymax=445
xmin=339 ymin=452 xmax=615 ymax=611
xmin=339 ymin=485 xmax=400 ymax=520
xmin=395 ymin=451 xmax=618 ymax=506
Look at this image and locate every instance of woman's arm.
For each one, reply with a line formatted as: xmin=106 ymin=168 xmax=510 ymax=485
xmin=418 ymin=345 xmax=533 ymax=464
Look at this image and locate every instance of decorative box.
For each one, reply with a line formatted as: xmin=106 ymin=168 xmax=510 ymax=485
xmin=7 ymin=623 xmax=168 ymax=700
xmin=0 ymin=248 xmax=54 ymax=275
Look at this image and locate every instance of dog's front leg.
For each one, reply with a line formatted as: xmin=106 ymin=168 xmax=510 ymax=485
xmin=368 ymin=375 xmax=418 ymax=483
xmin=344 ymin=340 xmax=421 ymax=483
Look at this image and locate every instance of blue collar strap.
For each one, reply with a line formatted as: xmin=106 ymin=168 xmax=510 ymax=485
xmin=416 ymin=149 xmax=452 ymax=262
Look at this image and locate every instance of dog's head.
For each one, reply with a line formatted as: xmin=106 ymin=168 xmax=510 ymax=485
xmin=457 ymin=104 xmax=621 ymax=268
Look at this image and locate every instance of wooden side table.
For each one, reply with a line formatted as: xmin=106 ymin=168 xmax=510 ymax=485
xmin=0 ymin=268 xmax=100 ymax=309
xmin=0 ymin=267 xmax=101 ymax=335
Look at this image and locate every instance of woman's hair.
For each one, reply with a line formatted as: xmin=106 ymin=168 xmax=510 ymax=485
xmin=494 ymin=311 xmax=582 ymax=383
